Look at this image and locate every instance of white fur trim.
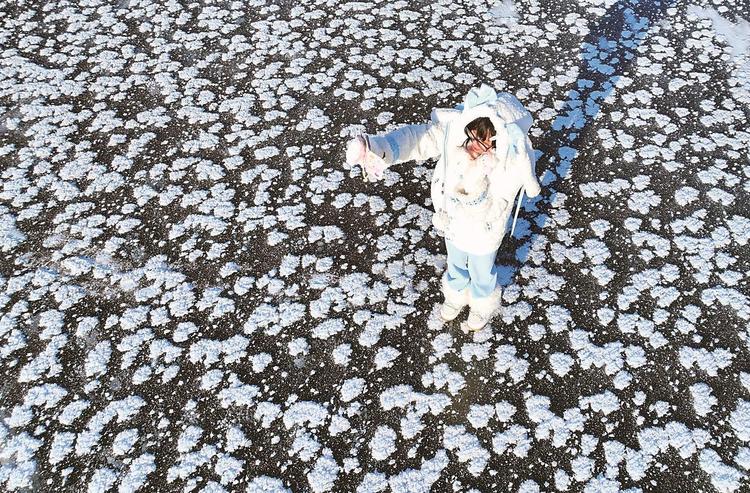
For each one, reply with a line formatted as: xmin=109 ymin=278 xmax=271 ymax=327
xmin=441 ymin=274 xmax=469 ymax=308
xmin=468 ymin=285 xmax=503 ymax=316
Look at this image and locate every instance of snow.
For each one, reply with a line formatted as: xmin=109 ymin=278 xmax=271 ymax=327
xmin=177 ymin=426 xmax=203 ymax=454
xmin=332 ymin=343 xmax=352 ymax=366
xmin=679 ymin=346 xmax=734 ymax=377
xmin=492 ymin=425 xmax=532 ymax=458
xmin=2 ymin=0 xmax=749 ymax=490
xmin=88 ymin=468 xmax=118 ymax=493
xmin=374 ymin=346 xmax=400 ymax=370
xmin=112 ymin=429 xmax=138 ymax=456
xmin=699 ymin=448 xmax=744 ymax=493
xmin=467 ymin=404 xmax=495 ymax=429
xmin=690 ymin=383 xmax=717 ymax=417
xmin=549 ymin=352 xmax=574 ymax=377
xmin=370 ymin=426 xmax=397 ymax=461
xmin=283 ymin=402 xmax=328 ymax=429
xmin=247 ymin=476 xmax=291 ymax=493
xmin=341 ymin=378 xmax=366 ymax=403
xmin=49 ymin=431 xmax=75 ymax=464
xmin=422 ymin=363 xmax=466 ymax=395
xmin=430 ymin=333 xmax=454 ymax=360
xmin=494 ymin=345 xmax=529 ymax=383
xmin=729 ymin=400 xmax=750 ymax=442
xmin=388 ymin=449 xmax=448 ymax=493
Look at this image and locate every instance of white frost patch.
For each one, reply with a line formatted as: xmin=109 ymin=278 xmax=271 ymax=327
xmin=421 ymin=363 xmax=465 ymax=395
xmin=58 ymin=400 xmax=90 ymax=425
xmin=526 ymin=394 xmax=586 ymax=448
xmin=297 ymin=107 xmax=331 ymax=131
xmin=370 ymin=425 xmax=397 ymax=461
xmin=554 ymin=469 xmax=570 ymax=491
xmin=218 ymin=377 xmax=259 ymax=408
xmin=549 ymin=352 xmax=574 ymax=377
xmin=741 ymin=372 xmax=750 ymax=393
xmin=247 ymin=476 xmax=291 ymax=493
xmin=495 ymin=401 xmax=516 ymax=423
xmin=255 ymin=401 xmax=282 ymax=429
xmin=494 ymin=345 xmax=529 ymax=383
xmin=329 ymin=415 xmax=351 ymax=436
xmin=467 ymin=404 xmax=495 ymax=429
xmin=461 ymin=342 xmax=490 ymax=362
xmin=215 ymin=453 xmax=243 ymax=486
xmin=736 ymin=447 xmax=750 ymax=471
xmin=308 ymin=449 xmax=339 ymax=493
xmin=49 ymin=431 xmax=75 ymax=464
xmin=443 ymin=425 xmax=489 ymax=476
xmin=388 ymin=449 xmax=448 ymax=492
xmin=291 ymin=430 xmax=320 ymax=462
xmin=312 ymin=318 xmax=345 ymax=340
xmin=431 ymin=333 xmax=453 ymax=360
xmin=225 ymin=426 xmax=249 ymax=453
xmin=674 ymin=186 xmax=699 ymax=206
xmin=492 ymin=424 xmax=532 ymax=458
xmin=332 ymin=343 xmax=352 ymax=366
xmin=288 ymin=337 xmax=309 ymax=357
xmin=0 ymin=207 xmax=26 ymax=252
xmin=580 ymin=391 xmax=620 ymax=416
xmin=251 ymin=353 xmax=272 ymax=373
xmin=400 ymin=411 xmax=424 ymax=440
xmin=283 ymin=401 xmax=328 ymax=429
xmin=357 ymin=471 xmax=387 ymax=493
xmin=699 ymin=448 xmax=744 ymax=493
xmin=730 ymin=400 xmax=750 ymax=442
xmin=341 ymin=378 xmax=366 ymax=402
xmin=112 ymin=429 xmax=138 ymax=456
xmin=177 ymin=426 xmax=203 ymax=453
xmin=374 ymin=346 xmax=400 ymax=370
xmin=679 ymin=346 xmax=733 ymax=376
xmin=489 ymin=0 xmax=519 ymax=25
xmin=690 ymin=383 xmax=717 ymax=417
xmin=88 ymin=468 xmax=118 ymax=493
xmin=84 ymin=341 xmax=112 ymax=378
xmin=119 ymin=453 xmax=156 ymax=492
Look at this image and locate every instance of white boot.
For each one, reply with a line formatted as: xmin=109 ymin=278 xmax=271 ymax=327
xmin=440 ymin=275 xmax=469 ymax=322
xmin=463 ymin=286 xmax=502 ymax=332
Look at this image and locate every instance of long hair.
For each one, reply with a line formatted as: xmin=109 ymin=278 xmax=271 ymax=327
xmin=461 ymin=117 xmax=497 ymax=149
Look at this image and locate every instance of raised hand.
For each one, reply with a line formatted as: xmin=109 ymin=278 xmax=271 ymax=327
xmin=345 ymin=135 xmax=387 ymax=182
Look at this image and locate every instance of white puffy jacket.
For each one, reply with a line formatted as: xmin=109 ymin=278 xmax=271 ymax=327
xmin=366 ymin=89 xmax=542 ymax=255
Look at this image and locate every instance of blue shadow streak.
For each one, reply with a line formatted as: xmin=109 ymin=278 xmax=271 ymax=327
xmin=500 ymin=0 xmax=676 ymax=286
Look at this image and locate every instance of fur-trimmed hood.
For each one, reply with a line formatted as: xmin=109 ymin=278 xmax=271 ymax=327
xmin=430 ymin=83 xmax=534 ymax=174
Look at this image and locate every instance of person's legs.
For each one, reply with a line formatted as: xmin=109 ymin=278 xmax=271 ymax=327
xmin=444 ymin=239 xmax=470 ymax=291
xmin=440 ymin=240 xmax=471 ymax=321
xmin=463 ymin=249 xmax=502 ymax=331
xmin=466 ymin=249 xmax=499 ymax=298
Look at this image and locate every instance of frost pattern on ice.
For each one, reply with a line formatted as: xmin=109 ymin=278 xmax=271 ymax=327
xmin=1 ymin=0 xmax=749 ymax=491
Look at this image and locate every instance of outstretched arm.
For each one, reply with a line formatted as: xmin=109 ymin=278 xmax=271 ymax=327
xmin=366 ymin=122 xmax=443 ymax=165
xmin=346 ymin=122 xmax=444 ymax=181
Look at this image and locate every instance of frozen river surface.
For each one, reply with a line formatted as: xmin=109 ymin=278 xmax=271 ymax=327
xmin=1 ymin=0 xmax=749 ymax=491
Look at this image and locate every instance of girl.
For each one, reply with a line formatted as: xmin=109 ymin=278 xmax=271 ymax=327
xmin=346 ymin=84 xmax=542 ymax=332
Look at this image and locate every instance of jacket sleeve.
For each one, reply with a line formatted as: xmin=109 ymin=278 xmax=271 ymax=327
xmin=365 ymin=122 xmax=444 ymax=166
xmin=521 ymin=135 xmax=542 ymax=197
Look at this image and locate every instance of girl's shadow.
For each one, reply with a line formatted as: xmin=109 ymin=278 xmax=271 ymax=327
xmin=501 ymin=0 xmax=676 ymax=285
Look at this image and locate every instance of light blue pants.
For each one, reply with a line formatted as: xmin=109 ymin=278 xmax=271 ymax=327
xmin=444 ymin=240 xmax=499 ymax=298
